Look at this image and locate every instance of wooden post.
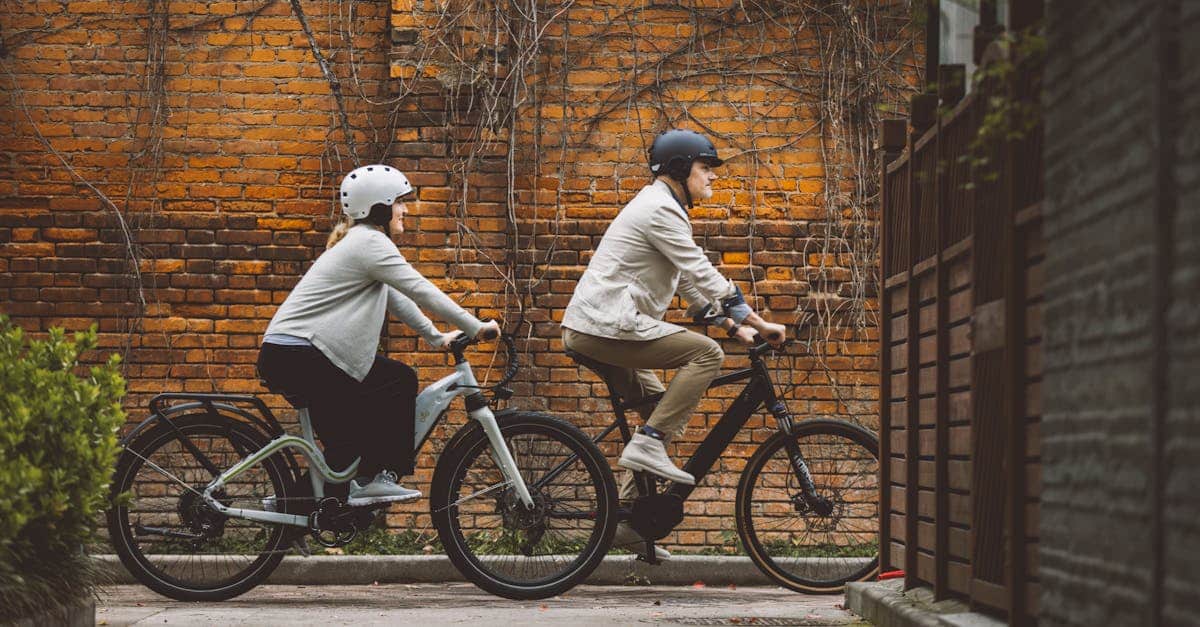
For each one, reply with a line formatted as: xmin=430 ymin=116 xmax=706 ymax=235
xmin=878 ymin=118 xmax=907 ymax=575
xmin=934 ymin=104 xmax=950 ymax=600
xmin=904 ymin=115 xmax=922 ymax=592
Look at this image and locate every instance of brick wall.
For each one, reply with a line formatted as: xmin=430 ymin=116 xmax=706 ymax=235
xmin=0 ymin=1 xmax=914 ymax=551
xmin=1042 ymin=1 xmax=1199 ymax=625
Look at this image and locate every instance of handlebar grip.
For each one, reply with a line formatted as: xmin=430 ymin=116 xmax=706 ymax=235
xmin=479 ymin=320 xmax=500 ymax=341
xmin=449 ymin=333 xmax=473 ymax=353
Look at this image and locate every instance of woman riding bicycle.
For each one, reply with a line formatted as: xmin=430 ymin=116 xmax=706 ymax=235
xmin=257 ymin=164 xmax=500 ymax=507
xmin=561 ymin=129 xmax=786 ymax=559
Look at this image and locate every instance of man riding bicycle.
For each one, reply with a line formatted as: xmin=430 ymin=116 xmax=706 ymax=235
xmin=562 ymin=129 xmax=787 ymax=560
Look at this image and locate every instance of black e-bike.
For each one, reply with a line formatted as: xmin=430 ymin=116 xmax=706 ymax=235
xmin=565 ymin=335 xmax=880 ymax=593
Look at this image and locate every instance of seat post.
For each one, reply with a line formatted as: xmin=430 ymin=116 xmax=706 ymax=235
xmin=296 ymin=408 xmax=326 ymax=499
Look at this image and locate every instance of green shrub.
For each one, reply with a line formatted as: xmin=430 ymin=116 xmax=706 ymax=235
xmin=0 ymin=317 xmax=125 ymax=621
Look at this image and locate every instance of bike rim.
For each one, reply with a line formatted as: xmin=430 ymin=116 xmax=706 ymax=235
xmin=742 ymin=425 xmax=880 ymax=589
xmin=445 ymin=424 xmax=609 ymax=589
xmin=112 ymin=422 xmax=287 ymax=593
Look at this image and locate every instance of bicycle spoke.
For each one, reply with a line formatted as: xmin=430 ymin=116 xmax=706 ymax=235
xmin=440 ymin=422 xmax=608 ymax=588
xmin=109 ymin=417 xmax=290 ymax=599
xmin=740 ymin=423 xmax=879 ymax=591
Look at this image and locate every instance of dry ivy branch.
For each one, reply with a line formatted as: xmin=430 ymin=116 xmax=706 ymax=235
xmin=2 ymin=0 xmax=918 ymax=417
xmin=290 ymin=0 xmax=361 ymax=166
xmin=519 ymin=1 xmax=919 ymax=418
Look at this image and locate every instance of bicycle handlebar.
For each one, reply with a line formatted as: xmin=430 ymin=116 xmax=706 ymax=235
xmin=448 ymin=325 xmax=520 ymax=391
xmin=749 ymin=335 xmax=793 ymax=359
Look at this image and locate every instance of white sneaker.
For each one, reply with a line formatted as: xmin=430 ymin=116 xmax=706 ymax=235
xmin=618 ymin=433 xmax=695 ymax=485
xmin=347 ymin=471 xmax=421 ymax=506
xmin=613 ymin=522 xmax=671 ymax=561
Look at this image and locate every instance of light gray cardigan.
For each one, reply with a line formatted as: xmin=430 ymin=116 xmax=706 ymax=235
xmin=264 ymin=225 xmax=483 ymax=381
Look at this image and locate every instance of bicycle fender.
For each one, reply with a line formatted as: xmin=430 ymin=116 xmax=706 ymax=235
xmin=119 ymin=413 xmax=167 ymax=446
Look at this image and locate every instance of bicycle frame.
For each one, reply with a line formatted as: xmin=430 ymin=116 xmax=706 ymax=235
xmin=543 ymin=344 xmax=822 ymax=506
xmin=187 ymin=357 xmax=535 ymax=528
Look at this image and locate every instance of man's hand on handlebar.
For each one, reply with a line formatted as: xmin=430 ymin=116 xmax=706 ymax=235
xmin=731 ymin=325 xmax=759 ymax=346
xmin=737 ymin=311 xmax=787 ymax=347
xmin=756 ymin=321 xmax=787 ymax=347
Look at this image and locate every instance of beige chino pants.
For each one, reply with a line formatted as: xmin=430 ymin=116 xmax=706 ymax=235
xmin=562 ymin=327 xmax=724 ymax=500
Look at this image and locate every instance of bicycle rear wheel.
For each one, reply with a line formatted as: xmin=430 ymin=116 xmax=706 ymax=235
xmin=431 ymin=411 xmax=617 ymax=600
xmin=107 ymin=414 xmax=292 ymax=601
xmin=736 ymin=418 xmax=880 ymax=593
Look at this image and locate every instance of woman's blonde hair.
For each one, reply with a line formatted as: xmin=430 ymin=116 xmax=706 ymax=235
xmin=325 ymin=215 xmax=355 ymax=249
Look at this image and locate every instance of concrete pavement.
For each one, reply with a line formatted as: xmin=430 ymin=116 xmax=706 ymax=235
xmin=97 ymin=583 xmax=870 ymax=626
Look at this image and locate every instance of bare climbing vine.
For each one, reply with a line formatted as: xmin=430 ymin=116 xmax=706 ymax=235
xmin=1 ymin=0 xmax=919 ymax=419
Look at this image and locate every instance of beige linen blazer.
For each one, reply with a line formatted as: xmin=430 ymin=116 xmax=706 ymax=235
xmin=562 ymin=180 xmax=737 ymax=341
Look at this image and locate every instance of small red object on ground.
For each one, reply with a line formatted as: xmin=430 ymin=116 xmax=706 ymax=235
xmin=878 ymin=570 xmax=905 ymax=580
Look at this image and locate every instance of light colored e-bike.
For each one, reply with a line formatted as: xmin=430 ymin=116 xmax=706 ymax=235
xmin=107 ymin=333 xmax=617 ymax=601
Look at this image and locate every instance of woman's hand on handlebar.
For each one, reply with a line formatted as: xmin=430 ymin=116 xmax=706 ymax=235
xmin=475 ymin=319 xmax=502 ymax=341
xmin=436 ymin=331 xmax=464 ymax=351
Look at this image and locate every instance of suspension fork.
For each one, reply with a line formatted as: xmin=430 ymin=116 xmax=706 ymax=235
xmin=761 ymin=366 xmax=826 ymax=510
xmin=465 ymin=393 xmax=535 ymax=508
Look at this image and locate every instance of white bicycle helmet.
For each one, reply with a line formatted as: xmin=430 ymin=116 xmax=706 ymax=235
xmin=338 ymin=164 xmax=414 ymax=220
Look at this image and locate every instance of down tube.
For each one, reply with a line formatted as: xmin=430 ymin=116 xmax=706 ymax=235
xmin=669 ymin=380 xmax=767 ymax=501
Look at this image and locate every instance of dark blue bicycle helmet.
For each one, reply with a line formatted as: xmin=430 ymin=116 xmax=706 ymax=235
xmin=648 ymin=129 xmax=723 ymax=208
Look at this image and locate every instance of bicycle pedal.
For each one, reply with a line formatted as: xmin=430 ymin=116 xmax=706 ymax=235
xmin=635 ymin=552 xmax=660 ymax=566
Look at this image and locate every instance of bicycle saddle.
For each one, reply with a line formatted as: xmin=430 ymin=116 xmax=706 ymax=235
xmin=563 ymin=349 xmax=610 ymax=374
xmin=564 ymin=349 xmax=624 ymax=400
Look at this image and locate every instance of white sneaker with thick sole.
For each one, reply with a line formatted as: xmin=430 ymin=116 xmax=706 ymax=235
xmin=347 ymin=470 xmax=421 ymax=506
xmin=618 ymin=433 xmax=696 ymax=485
xmin=613 ymin=522 xmax=671 ymax=561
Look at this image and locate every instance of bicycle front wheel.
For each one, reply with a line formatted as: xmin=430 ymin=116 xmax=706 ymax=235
xmin=106 ymin=414 xmax=292 ymax=601
xmin=430 ymin=411 xmax=617 ymax=600
xmin=737 ymin=418 xmax=880 ymax=593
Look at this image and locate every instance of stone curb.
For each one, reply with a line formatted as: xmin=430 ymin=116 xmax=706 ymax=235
xmin=96 ymin=554 xmax=778 ymax=587
xmin=845 ymin=580 xmax=1005 ymax=627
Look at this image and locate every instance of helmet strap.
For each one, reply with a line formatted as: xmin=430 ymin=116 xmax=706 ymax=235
xmin=362 ymin=202 xmax=393 ymax=236
xmin=660 ymin=174 xmax=692 ymax=210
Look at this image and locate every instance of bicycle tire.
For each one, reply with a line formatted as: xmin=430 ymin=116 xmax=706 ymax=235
xmin=106 ymin=414 xmax=291 ymax=601
xmin=431 ymin=411 xmax=618 ymax=600
xmin=736 ymin=418 xmax=880 ymax=593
